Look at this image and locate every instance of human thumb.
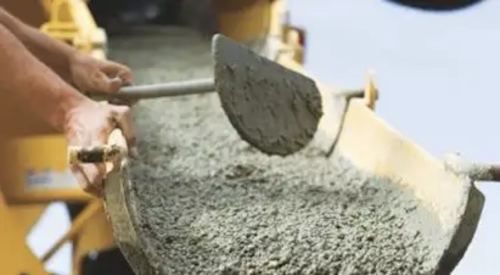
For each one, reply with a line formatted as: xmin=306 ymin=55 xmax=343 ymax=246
xmin=90 ymin=71 xmax=123 ymax=94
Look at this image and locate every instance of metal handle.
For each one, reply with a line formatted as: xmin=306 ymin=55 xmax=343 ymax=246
xmin=443 ymin=153 xmax=500 ymax=182
xmin=79 ymin=79 xmax=215 ymax=162
xmin=68 ymin=129 xmax=128 ymax=165
xmin=68 ymin=144 xmax=125 ymax=164
xmin=89 ymin=78 xmax=215 ymax=100
xmin=338 ymin=89 xmax=365 ymax=99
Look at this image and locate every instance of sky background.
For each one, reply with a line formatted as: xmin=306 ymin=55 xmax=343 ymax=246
xmin=30 ymin=1 xmax=499 ymax=274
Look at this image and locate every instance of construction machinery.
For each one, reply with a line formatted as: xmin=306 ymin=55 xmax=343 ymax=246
xmin=0 ymin=1 xmax=310 ymax=274
xmin=0 ymin=0 xmax=493 ymax=274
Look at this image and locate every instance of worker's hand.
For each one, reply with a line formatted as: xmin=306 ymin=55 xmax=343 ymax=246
xmin=66 ymin=100 xmax=137 ymax=197
xmin=69 ymin=53 xmax=136 ymax=105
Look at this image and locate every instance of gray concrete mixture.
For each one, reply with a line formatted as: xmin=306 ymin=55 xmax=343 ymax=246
xmin=108 ymin=26 xmax=446 ymax=275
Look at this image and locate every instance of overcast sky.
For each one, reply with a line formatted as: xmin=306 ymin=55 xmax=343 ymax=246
xmin=31 ymin=1 xmax=499 ymax=274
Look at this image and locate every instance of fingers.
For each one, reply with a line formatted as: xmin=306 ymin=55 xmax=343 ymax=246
xmin=117 ymin=68 xmax=133 ymax=86
xmin=108 ymin=77 xmax=125 ymax=93
xmin=100 ymin=61 xmax=133 ymax=85
xmin=109 ymin=97 xmax=139 ymax=107
xmin=90 ymin=71 xmax=123 ymax=93
xmin=71 ymin=163 xmax=105 ymax=197
xmin=94 ymin=62 xmax=133 ymax=94
xmin=66 ymin=100 xmax=137 ymax=196
xmin=81 ymin=66 xmax=131 ymax=94
xmin=66 ymin=107 xmax=110 ymax=196
xmin=68 ymin=135 xmax=107 ymax=197
xmin=109 ymin=104 xmax=138 ymax=158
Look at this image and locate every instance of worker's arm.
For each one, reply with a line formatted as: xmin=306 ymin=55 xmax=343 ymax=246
xmin=0 ymin=24 xmax=135 ymax=196
xmin=0 ymin=7 xmax=75 ymax=82
xmin=0 ymin=7 xmax=133 ymax=94
xmin=0 ymin=23 xmax=85 ymax=132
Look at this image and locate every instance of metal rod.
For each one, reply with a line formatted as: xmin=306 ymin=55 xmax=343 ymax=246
xmin=463 ymin=162 xmax=500 ymax=182
xmin=339 ymin=88 xmax=379 ymax=100
xmin=339 ymin=89 xmax=365 ymax=99
xmin=91 ymin=78 xmax=368 ymax=102
xmin=444 ymin=153 xmax=500 ymax=182
xmin=90 ymin=78 xmax=215 ymax=100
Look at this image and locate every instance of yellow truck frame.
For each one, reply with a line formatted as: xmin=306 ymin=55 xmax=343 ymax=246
xmin=2 ymin=1 xmax=359 ymax=274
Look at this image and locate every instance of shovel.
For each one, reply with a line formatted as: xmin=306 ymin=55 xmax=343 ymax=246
xmin=66 ymin=33 xmax=493 ymax=275
xmin=69 ymin=34 xmax=365 ymax=163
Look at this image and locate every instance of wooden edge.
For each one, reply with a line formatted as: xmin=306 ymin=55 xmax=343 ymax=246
xmin=335 ymin=99 xmax=484 ymax=273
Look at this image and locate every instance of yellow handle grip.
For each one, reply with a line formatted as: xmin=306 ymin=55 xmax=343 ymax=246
xmin=68 ymin=129 xmax=128 ymax=167
xmin=277 ymin=53 xmax=379 ymax=109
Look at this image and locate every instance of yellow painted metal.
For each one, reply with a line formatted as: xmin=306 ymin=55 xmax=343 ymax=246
xmin=3 ymin=130 xmax=114 ymax=273
xmin=0 ymin=1 xmax=111 ymax=275
xmin=363 ymin=70 xmax=378 ymax=110
xmin=37 ymin=3 xmax=120 ymax=274
xmin=41 ymin=200 xmax=101 ymax=263
xmin=2 ymin=0 xmax=474 ymax=273
xmin=3 ymin=135 xmax=92 ymax=204
xmin=0 ymin=193 xmax=49 ymax=275
xmin=9 ymin=204 xmax=49 ymax=240
xmin=0 ymin=0 xmax=312 ymax=272
xmin=269 ymin=0 xmax=288 ymax=37
xmin=214 ymin=0 xmax=305 ymax=65
xmin=39 ymin=0 xmax=107 ymax=55
xmin=0 ymin=0 xmax=105 ymax=205
xmin=72 ymin=202 xmax=116 ymax=275
xmin=214 ymin=0 xmax=272 ymax=43
xmin=30 ymin=199 xmax=116 ymax=275
xmin=30 ymin=1 xmax=112 ymax=272
xmin=0 ymin=1 xmax=364 ymax=275
xmin=282 ymin=25 xmax=306 ymax=64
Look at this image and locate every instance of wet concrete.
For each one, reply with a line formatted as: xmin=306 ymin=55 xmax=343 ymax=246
xmin=213 ymin=34 xmax=323 ymax=156
xmin=108 ymin=26 xmax=446 ymax=275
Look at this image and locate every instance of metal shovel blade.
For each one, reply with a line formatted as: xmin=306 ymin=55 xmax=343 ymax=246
xmin=212 ymin=34 xmax=323 ymax=156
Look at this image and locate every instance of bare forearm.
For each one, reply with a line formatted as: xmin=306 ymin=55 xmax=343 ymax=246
xmin=0 ymin=24 xmax=88 ymax=132
xmin=0 ymin=7 xmax=77 ymax=82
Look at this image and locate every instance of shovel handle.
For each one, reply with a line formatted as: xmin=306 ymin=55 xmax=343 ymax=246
xmin=480 ymin=165 xmax=500 ymax=182
xmin=68 ymin=145 xmax=125 ymax=164
xmin=68 ymin=129 xmax=128 ymax=165
xmin=89 ymin=78 xmax=215 ymax=100
xmin=339 ymin=89 xmax=367 ymax=99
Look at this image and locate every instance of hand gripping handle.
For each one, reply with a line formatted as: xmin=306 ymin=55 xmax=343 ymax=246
xmin=68 ymin=129 xmax=128 ymax=168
